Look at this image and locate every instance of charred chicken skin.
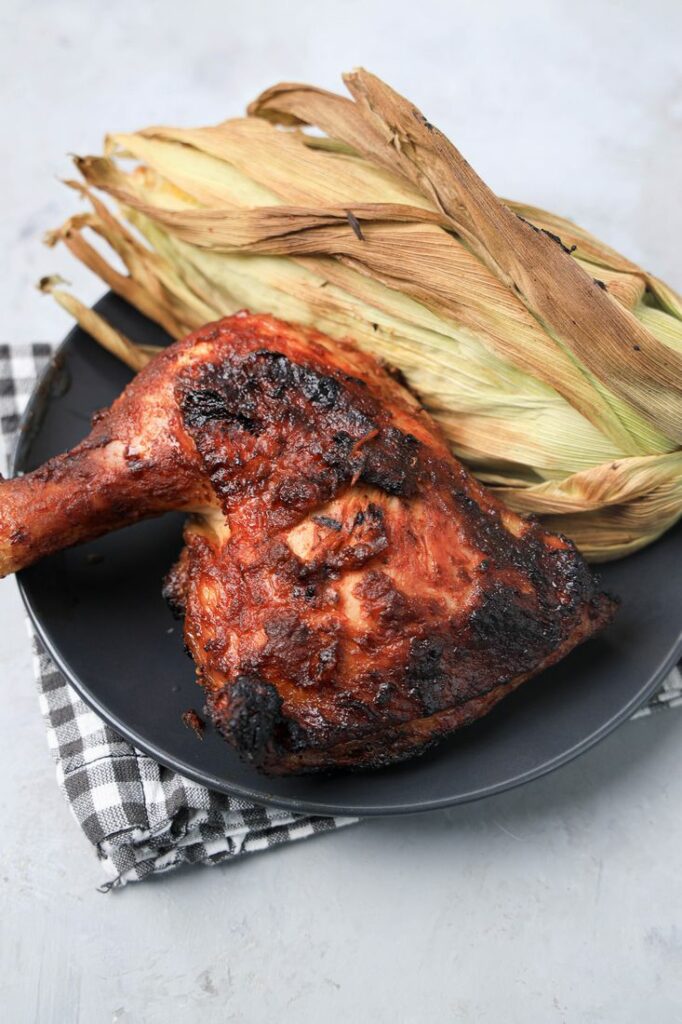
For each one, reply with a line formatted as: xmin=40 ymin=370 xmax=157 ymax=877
xmin=0 ymin=313 xmax=616 ymax=773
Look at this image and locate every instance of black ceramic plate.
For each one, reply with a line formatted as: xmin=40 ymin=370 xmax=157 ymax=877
xmin=14 ymin=293 xmax=682 ymax=815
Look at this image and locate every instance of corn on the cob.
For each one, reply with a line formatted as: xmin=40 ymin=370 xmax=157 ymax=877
xmin=43 ymin=70 xmax=682 ymax=561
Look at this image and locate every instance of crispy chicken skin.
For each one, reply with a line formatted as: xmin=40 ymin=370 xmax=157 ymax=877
xmin=0 ymin=313 xmax=616 ymax=773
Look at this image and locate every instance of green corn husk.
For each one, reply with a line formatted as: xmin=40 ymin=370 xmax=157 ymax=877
xmin=43 ymin=70 xmax=682 ymax=561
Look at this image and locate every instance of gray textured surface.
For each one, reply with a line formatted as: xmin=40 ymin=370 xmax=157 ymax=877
xmin=1 ymin=2 xmax=681 ymax=1021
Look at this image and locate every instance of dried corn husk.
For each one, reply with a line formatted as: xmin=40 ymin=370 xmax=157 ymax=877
xmin=43 ymin=70 xmax=682 ymax=561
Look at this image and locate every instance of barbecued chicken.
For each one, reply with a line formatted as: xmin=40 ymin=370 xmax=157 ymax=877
xmin=0 ymin=313 xmax=616 ymax=773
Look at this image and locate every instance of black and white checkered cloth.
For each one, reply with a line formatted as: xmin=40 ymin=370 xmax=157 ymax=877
xmin=2 ymin=342 xmax=680 ymax=888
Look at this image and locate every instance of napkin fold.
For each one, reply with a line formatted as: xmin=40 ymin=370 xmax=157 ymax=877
xmin=2 ymin=342 xmax=679 ymax=887
xmin=31 ymin=630 xmax=354 ymax=888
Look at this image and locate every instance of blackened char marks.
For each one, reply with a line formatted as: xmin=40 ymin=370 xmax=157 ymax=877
xmin=469 ymin=581 xmax=559 ymax=672
xmin=312 ymin=515 xmax=342 ymax=531
xmin=252 ymin=350 xmax=342 ymax=409
xmin=180 ymin=385 xmax=258 ymax=434
xmin=450 ymin=488 xmax=598 ymax=621
xmin=176 ymin=347 xmax=431 ymax=514
xmin=181 ymin=386 xmax=230 ymax=427
xmin=360 ymin=428 xmax=420 ymax=497
xmin=406 ymin=635 xmax=448 ymax=714
xmin=323 ymin=428 xmax=420 ymax=498
xmin=538 ymin=542 xmax=602 ymax=613
xmin=275 ymin=470 xmax=342 ymax=513
xmin=402 ymin=576 xmax=578 ymax=717
xmin=212 ymin=674 xmax=283 ymax=763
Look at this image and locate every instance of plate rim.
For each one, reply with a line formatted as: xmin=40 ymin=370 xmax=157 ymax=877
xmin=13 ymin=296 xmax=682 ymax=816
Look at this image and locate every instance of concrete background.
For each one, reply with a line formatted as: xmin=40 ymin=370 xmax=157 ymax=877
xmin=1 ymin=1 xmax=681 ymax=1021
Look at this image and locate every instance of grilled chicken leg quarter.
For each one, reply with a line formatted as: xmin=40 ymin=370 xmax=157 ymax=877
xmin=0 ymin=313 xmax=616 ymax=773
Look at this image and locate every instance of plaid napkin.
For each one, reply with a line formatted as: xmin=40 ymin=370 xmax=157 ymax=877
xmin=2 ymin=343 xmax=680 ymax=888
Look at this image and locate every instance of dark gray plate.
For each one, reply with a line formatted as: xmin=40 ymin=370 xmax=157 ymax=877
xmin=14 ymin=293 xmax=682 ymax=815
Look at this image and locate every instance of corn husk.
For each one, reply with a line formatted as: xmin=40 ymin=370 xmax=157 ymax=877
xmin=43 ymin=70 xmax=682 ymax=560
